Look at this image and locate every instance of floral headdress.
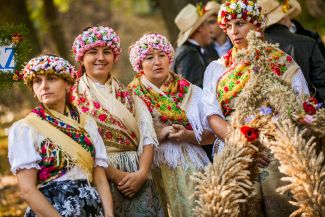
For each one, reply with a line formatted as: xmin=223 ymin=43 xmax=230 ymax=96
xmin=129 ymin=33 xmax=174 ymax=72
xmin=277 ymin=0 xmax=290 ymax=12
xmin=196 ymin=2 xmax=207 ymax=17
xmin=72 ymin=26 xmax=122 ymax=62
xmin=218 ymin=0 xmax=264 ymax=31
xmin=23 ymin=55 xmax=76 ymax=87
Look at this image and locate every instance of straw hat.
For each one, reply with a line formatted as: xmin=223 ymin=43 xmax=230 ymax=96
xmin=175 ymin=4 xmax=219 ymax=47
xmin=258 ymin=0 xmax=301 ymax=27
xmin=205 ymin=1 xmax=221 ymax=13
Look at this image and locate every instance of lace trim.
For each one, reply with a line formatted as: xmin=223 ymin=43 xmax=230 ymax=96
xmin=11 ymin=163 xmax=41 ymax=175
xmin=95 ymin=159 xmax=109 ymax=168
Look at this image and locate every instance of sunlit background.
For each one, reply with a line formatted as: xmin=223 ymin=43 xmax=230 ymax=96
xmin=0 ymin=0 xmax=324 ymax=216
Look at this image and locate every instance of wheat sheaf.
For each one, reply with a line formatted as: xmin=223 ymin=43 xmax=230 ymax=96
xmin=192 ymin=31 xmax=325 ymax=217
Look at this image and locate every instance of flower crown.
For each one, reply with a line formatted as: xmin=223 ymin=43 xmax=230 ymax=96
xmin=72 ymin=26 xmax=122 ymax=62
xmin=218 ymin=0 xmax=264 ymax=31
xmin=23 ymin=55 xmax=76 ymax=86
xmin=129 ymin=33 xmax=174 ymax=72
xmin=277 ymin=0 xmax=290 ymax=12
xmin=196 ymin=2 xmax=207 ymax=17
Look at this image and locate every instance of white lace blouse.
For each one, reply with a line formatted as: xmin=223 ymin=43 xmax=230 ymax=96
xmin=8 ymin=115 xmax=109 ymax=181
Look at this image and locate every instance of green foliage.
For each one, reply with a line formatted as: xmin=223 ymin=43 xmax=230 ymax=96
xmin=0 ymin=24 xmax=31 ymax=87
xmin=54 ymin=0 xmax=75 ymax=13
xmin=27 ymin=0 xmax=48 ymax=38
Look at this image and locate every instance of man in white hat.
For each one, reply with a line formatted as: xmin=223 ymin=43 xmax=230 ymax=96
xmin=286 ymin=0 xmax=325 ymax=59
xmin=204 ymin=1 xmax=232 ymax=64
xmin=172 ymin=3 xmax=218 ymax=88
xmin=259 ymin=0 xmax=325 ymax=103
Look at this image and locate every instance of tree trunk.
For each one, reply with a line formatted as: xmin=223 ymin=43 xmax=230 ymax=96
xmin=156 ymin=0 xmax=197 ymax=45
xmin=0 ymin=0 xmax=41 ymax=56
xmin=43 ymin=0 xmax=70 ymax=61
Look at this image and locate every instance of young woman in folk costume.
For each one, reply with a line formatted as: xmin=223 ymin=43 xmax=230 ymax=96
xmin=201 ymin=0 xmax=310 ymax=216
xmin=128 ymin=33 xmax=215 ymax=217
xmin=70 ymin=26 xmax=164 ymax=217
xmin=8 ymin=55 xmax=114 ymax=217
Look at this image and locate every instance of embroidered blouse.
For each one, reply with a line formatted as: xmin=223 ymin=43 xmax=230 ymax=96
xmin=8 ymin=112 xmax=108 ymax=184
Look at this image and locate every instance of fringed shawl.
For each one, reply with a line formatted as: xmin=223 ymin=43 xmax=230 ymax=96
xmin=129 ymin=72 xmax=208 ymax=169
xmin=72 ymin=74 xmax=158 ymax=172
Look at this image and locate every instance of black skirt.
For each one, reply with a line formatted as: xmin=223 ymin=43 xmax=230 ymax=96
xmin=25 ymin=179 xmax=104 ymax=217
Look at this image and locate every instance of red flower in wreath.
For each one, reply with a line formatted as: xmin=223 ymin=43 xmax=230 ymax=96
xmin=308 ymin=97 xmax=318 ymax=105
xmin=240 ymin=126 xmax=259 ymax=142
xmin=11 ymin=32 xmax=23 ymax=44
xmin=303 ymin=102 xmax=316 ymax=115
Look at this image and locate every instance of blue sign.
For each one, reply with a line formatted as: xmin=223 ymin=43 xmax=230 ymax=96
xmin=0 ymin=45 xmax=15 ymax=72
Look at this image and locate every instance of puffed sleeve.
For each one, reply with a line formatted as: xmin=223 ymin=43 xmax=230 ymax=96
xmin=84 ymin=116 xmax=109 ymax=168
xmin=201 ymin=61 xmax=226 ymax=132
xmin=291 ymin=69 xmax=310 ymax=96
xmin=8 ymin=120 xmax=42 ymax=174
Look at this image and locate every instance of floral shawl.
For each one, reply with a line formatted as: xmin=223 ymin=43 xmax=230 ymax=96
xmin=71 ymin=74 xmax=157 ymax=172
xmin=71 ymin=74 xmax=139 ymax=151
xmin=217 ymin=47 xmax=299 ymax=116
xmin=27 ymin=104 xmax=95 ymax=185
xmin=128 ymin=72 xmax=193 ymax=129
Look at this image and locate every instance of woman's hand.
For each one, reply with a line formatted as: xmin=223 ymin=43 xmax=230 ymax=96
xmin=117 ymin=170 xmax=147 ymax=198
xmin=156 ymin=125 xmax=173 ymax=142
xmin=105 ymin=166 xmax=129 ymax=184
xmin=255 ymin=152 xmax=270 ymax=168
xmin=168 ymin=124 xmax=187 ymax=142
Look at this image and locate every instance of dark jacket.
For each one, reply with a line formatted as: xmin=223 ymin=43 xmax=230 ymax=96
xmin=204 ymin=43 xmax=220 ymax=64
xmin=292 ymin=19 xmax=325 ymax=59
xmin=172 ymin=41 xmax=208 ymax=88
xmin=265 ymin=24 xmax=325 ymax=102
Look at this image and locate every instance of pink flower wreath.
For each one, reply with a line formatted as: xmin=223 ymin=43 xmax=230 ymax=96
xmin=72 ymin=26 xmax=122 ymax=62
xmin=129 ymin=33 xmax=174 ymax=72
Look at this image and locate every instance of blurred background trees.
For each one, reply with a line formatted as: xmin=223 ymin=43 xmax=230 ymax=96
xmin=1 ymin=0 xmax=324 ymax=80
xmin=0 ymin=0 xmax=324 ymax=216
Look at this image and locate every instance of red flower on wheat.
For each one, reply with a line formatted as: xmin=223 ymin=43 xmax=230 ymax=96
xmin=240 ymin=126 xmax=259 ymax=142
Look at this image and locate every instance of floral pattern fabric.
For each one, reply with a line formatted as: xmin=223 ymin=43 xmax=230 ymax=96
xmin=128 ymin=72 xmax=192 ymax=129
xmin=217 ymin=47 xmax=296 ymax=116
xmin=31 ymin=104 xmax=96 ymax=185
xmin=71 ymin=76 xmax=138 ymax=151
xmin=24 ymin=180 xmax=104 ymax=217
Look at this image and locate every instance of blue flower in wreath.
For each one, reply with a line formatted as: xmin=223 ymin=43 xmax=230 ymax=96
xmin=260 ymin=106 xmax=273 ymax=115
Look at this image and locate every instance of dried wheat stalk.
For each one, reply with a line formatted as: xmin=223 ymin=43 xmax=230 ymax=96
xmin=193 ymin=31 xmax=325 ymax=217
xmin=265 ymin=121 xmax=325 ymax=217
xmin=192 ymin=127 xmax=258 ymax=217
